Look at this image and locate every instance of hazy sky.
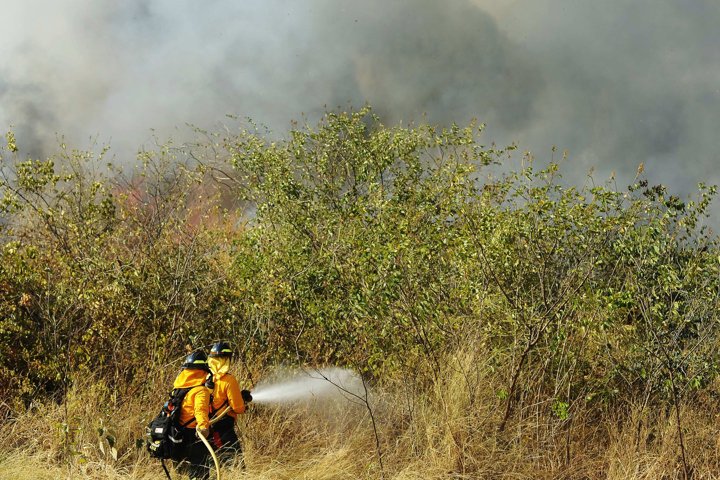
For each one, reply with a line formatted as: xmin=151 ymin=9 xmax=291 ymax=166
xmin=2 ymin=0 xmax=719 ymax=200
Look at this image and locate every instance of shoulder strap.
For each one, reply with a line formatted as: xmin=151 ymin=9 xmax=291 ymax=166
xmin=170 ymin=385 xmax=205 ymax=428
xmin=179 ymin=415 xmax=197 ymax=429
xmin=160 ymin=459 xmax=172 ymax=480
xmin=170 ymin=384 xmax=204 ymax=403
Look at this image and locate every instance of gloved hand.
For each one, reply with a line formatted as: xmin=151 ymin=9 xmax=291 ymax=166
xmin=197 ymin=427 xmax=209 ymax=439
xmin=241 ymin=389 xmax=253 ymax=403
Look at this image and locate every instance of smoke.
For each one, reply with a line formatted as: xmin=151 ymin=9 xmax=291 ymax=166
xmin=0 ymin=0 xmax=539 ymax=159
xmin=251 ymin=367 xmax=365 ymax=405
xmin=2 ymin=0 xmax=720 ymax=203
xmin=475 ymin=0 xmax=720 ymax=195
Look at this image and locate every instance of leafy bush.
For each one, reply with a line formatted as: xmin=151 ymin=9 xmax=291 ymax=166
xmin=1 ymin=106 xmax=719 ymax=477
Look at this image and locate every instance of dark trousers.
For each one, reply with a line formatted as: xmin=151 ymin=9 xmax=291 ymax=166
xmin=211 ymin=416 xmax=242 ymax=466
xmin=175 ymin=428 xmax=211 ymax=480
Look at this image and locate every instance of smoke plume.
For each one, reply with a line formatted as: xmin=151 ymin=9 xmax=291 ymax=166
xmin=2 ymin=0 xmax=719 ymax=201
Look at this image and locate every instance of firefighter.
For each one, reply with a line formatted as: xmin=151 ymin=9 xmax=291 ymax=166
xmin=207 ymin=341 xmax=252 ymax=465
xmin=173 ymin=350 xmax=212 ymax=480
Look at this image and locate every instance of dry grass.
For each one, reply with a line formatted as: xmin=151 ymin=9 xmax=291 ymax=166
xmin=3 ymin=355 xmax=720 ymax=480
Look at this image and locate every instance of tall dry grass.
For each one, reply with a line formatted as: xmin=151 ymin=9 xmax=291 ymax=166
xmin=2 ymin=352 xmax=720 ymax=480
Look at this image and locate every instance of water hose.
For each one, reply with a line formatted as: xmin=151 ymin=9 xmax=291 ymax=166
xmin=197 ymin=429 xmax=221 ymax=480
xmin=209 ymin=406 xmax=231 ymax=426
xmin=190 ymin=407 xmax=231 ymax=480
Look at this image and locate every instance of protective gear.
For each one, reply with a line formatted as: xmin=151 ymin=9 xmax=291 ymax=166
xmin=207 ymin=341 xmax=247 ymax=466
xmin=172 ymin=363 xmax=212 ymax=479
xmin=205 ymin=376 xmax=215 ymax=391
xmin=173 ymin=369 xmax=211 ymax=431
xmin=197 ymin=428 xmax=209 ymax=439
xmin=241 ymin=390 xmax=253 ymax=404
xmin=182 ymin=350 xmax=210 ymax=371
xmin=208 ymin=371 xmax=246 ymax=464
xmin=146 ymin=386 xmax=201 ymax=460
xmin=177 ymin=438 xmax=211 ymax=480
xmin=209 ymin=341 xmax=233 ymax=358
xmin=209 ymin=371 xmax=246 ymax=420
xmin=211 ymin=415 xmax=242 ymax=463
xmin=209 ymin=356 xmax=231 ymax=383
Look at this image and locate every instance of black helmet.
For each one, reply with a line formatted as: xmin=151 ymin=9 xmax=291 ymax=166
xmin=182 ymin=350 xmax=210 ymax=371
xmin=209 ymin=341 xmax=233 ymax=358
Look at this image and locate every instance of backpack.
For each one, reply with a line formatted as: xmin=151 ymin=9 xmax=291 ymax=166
xmin=146 ymin=386 xmax=202 ymax=459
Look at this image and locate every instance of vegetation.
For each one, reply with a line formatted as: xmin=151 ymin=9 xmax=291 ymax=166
xmin=1 ymin=106 xmax=720 ymax=479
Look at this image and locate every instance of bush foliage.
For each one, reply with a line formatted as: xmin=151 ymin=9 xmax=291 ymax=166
xmin=1 ymin=107 xmax=719 ymax=477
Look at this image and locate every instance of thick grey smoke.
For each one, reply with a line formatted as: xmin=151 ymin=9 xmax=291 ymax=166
xmin=478 ymin=0 xmax=720 ymax=195
xmin=2 ymin=0 xmax=719 ymax=202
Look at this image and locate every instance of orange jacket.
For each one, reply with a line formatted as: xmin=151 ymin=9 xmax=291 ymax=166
xmin=211 ymin=373 xmax=246 ymax=420
xmin=173 ymin=369 xmax=210 ymax=430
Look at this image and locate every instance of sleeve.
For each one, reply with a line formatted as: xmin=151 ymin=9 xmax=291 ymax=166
xmin=226 ymin=375 xmax=246 ymax=415
xmin=193 ymin=387 xmax=211 ymax=430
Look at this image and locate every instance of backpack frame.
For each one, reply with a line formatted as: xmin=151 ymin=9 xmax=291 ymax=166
xmin=146 ymin=386 xmax=201 ymax=459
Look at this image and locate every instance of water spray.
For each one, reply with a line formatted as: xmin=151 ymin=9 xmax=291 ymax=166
xmin=250 ymin=367 xmax=365 ymax=405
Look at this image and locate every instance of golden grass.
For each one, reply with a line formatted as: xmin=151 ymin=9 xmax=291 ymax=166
xmin=3 ymin=354 xmax=720 ymax=479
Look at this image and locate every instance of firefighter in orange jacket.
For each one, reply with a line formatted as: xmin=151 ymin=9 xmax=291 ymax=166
xmin=173 ymin=350 xmax=212 ymax=480
xmin=207 ymin=341 xmax=252 ymax=463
